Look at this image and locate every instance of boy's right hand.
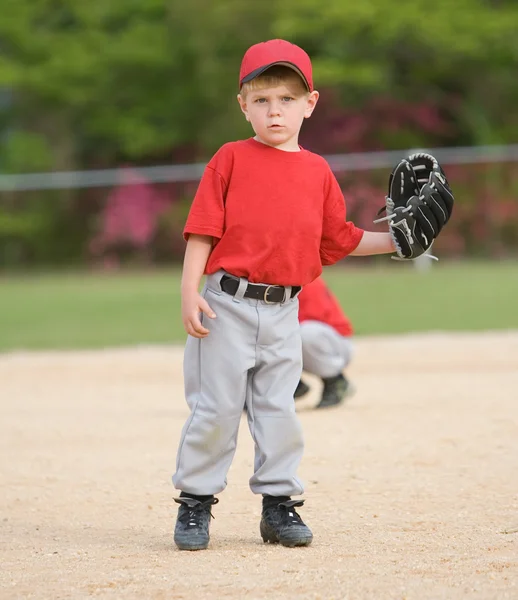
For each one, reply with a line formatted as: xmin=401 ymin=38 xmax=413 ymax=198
xmin=182 ymin=291 xmax=217 ymax=338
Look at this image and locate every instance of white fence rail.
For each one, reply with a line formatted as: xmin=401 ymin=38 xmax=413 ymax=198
xmin=1 ymin=144 xmax=518 ymax=192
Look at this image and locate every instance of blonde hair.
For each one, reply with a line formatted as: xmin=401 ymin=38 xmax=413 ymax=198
xmin=240 ymin=65 xmax=308 ymax=97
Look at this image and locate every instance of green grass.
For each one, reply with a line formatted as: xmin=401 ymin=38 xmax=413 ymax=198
xmin=324 ymin=261 xmax=518 ymax=337
xmin=0 ymin=261 xmax=517 ymax=352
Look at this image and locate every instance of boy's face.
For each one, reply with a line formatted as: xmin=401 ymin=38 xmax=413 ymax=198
xmin=237 ymin=81 xmax=319 ymax=151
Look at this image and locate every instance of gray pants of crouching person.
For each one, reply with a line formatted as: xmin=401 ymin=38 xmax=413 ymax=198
xmin=173 ymin=270 xmax=305 ymax=497
xmin=300 ymin=321 xmax=354 ymax=379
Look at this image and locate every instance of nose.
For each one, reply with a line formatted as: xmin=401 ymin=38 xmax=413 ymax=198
xmin=268 ymin=100 xmax=282 ymax=117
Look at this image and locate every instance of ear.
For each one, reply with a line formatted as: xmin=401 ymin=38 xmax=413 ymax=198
xmin=237 ymin=94 xmax=250 ymax=122
xmin=304 ymin=90 xmax=320 ymax=119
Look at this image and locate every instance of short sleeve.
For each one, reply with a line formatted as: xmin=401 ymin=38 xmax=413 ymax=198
xmin=183 ymin=145 xmax=233 ymax=241
xmin=319 ymin=169 xmax=364 ymax=264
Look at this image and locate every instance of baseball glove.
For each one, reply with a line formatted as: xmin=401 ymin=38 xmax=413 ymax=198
xmin=375 ymin=153 xmax=454 ymax=260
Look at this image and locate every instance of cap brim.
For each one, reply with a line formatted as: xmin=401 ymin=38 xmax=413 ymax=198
xmin=240 ymin=62 xmax=310 ymax=90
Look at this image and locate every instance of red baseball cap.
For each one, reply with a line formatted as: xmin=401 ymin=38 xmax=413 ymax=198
xmin=239 ymin=39 xmax=314 ymax=92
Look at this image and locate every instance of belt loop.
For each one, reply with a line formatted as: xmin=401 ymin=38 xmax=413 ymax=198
xmin=281 ymin=285 xmax=292 ymax=305
xmin=232 ymin=277 xmax=248 ymax=303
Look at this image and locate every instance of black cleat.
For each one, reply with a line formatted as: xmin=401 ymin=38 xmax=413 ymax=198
xmin=294 ymin=378 xmax=310 ymax=399
xmin=316 ymin=373 xmax=355 ymax=409
xmin=260 ymin=498 xmax=313 ymax=547
xmin=173 ymin=496 xmax=218 ymax=551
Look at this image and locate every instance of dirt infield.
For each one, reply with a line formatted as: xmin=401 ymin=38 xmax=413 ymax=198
xmin=1 ymin=332 xmax=517 ymax=600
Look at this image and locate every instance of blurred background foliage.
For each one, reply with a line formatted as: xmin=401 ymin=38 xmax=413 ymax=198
xmin=0 ymin=0 xmax=517 ymax=268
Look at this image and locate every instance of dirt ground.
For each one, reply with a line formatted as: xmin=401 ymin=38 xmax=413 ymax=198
xmin=1 ymin=332 xmax=517 ymax=600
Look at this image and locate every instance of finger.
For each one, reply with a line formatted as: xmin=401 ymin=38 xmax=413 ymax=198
xmin=199 ymin=297 xmax=217 ymax=319
xmin=422 ymin=187 xmax=450 ymax=229
xmin=429 ymin=192 xmax=450 ymax=227
xmin=415 ymin=204 xmax=439 ymax=239
xmin=390 ymin=221 xmax=413 ymax=258
xmin=430 ymin=171 xmax=454 ymax=215
xmin=388 ymin=160 xmax=418 ymax=209
xmin=420 ymin=183 xmax=451 ymax=227
xmin=431 ymin=179 xmax=454 ymax=220
xmin=186 ymin=321 xmax=208 ymax=339
xmin=184 ymin=321 xmax=198 ymax=337
xmin=185 ymin=323 xmax=197 ymax=338
xmin=190 ymin=313 xmax=210 ymax=336
xmin=183 ymin=312 xmax=209 ymax=336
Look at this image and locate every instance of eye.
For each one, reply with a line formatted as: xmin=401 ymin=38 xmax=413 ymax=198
xmin=282 ymin=96 xmax=294 ymax=102
xmin=254 ymin=97 xmax=267 ymax=104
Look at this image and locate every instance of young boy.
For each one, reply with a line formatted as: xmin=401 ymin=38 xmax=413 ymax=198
xmin=295 ymin=276 xmax=355 ymax=409
xmin=172 ymin=38 xmax=396 ymax=551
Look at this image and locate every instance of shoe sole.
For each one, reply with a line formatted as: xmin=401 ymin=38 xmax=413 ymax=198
xmin=261 ymin=533 xmax=313 ymax=547
xmin=260 ymin=523 xmax=313 ymax=547
xmin=174 ymin=536 xmax=209 ymax=551
xmin=175 ymin=542 xmax=209 ymax=551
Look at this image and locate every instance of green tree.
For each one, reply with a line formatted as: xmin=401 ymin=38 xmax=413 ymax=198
xmin=275 ymin=0 xmax=518 ymax=145
xmin=1 ymin=0 xmax=517 ymax=167
xmin=0 ymin=0 xmax=277 ymax=170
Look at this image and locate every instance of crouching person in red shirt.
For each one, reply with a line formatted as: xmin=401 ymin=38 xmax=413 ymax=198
xmin=296 ymin=276 xmax=355 ymax=409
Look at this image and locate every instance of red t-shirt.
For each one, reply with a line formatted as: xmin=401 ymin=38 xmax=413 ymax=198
xmin=297 ymin=277 xmax=353 ymax=337
xmin=183 ymin=138 xmax=364 ymax=286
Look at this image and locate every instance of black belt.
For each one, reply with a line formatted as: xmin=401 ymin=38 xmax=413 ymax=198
xmin=220 ymin=275 xmax=301 ymax=304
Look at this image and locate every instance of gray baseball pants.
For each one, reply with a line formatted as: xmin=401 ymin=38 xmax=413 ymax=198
xmin=173 ymin=270 xmax=305 ymax=497
xmin=300 ymin=321 xmax=354 ymax=379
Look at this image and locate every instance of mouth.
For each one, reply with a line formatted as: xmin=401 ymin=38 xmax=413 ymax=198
xmin=268 ymin=124 xmax=284 ymax=130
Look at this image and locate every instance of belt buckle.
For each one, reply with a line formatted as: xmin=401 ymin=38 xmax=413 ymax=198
xmin=263 ymin=285 xmax=275 ymax=304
